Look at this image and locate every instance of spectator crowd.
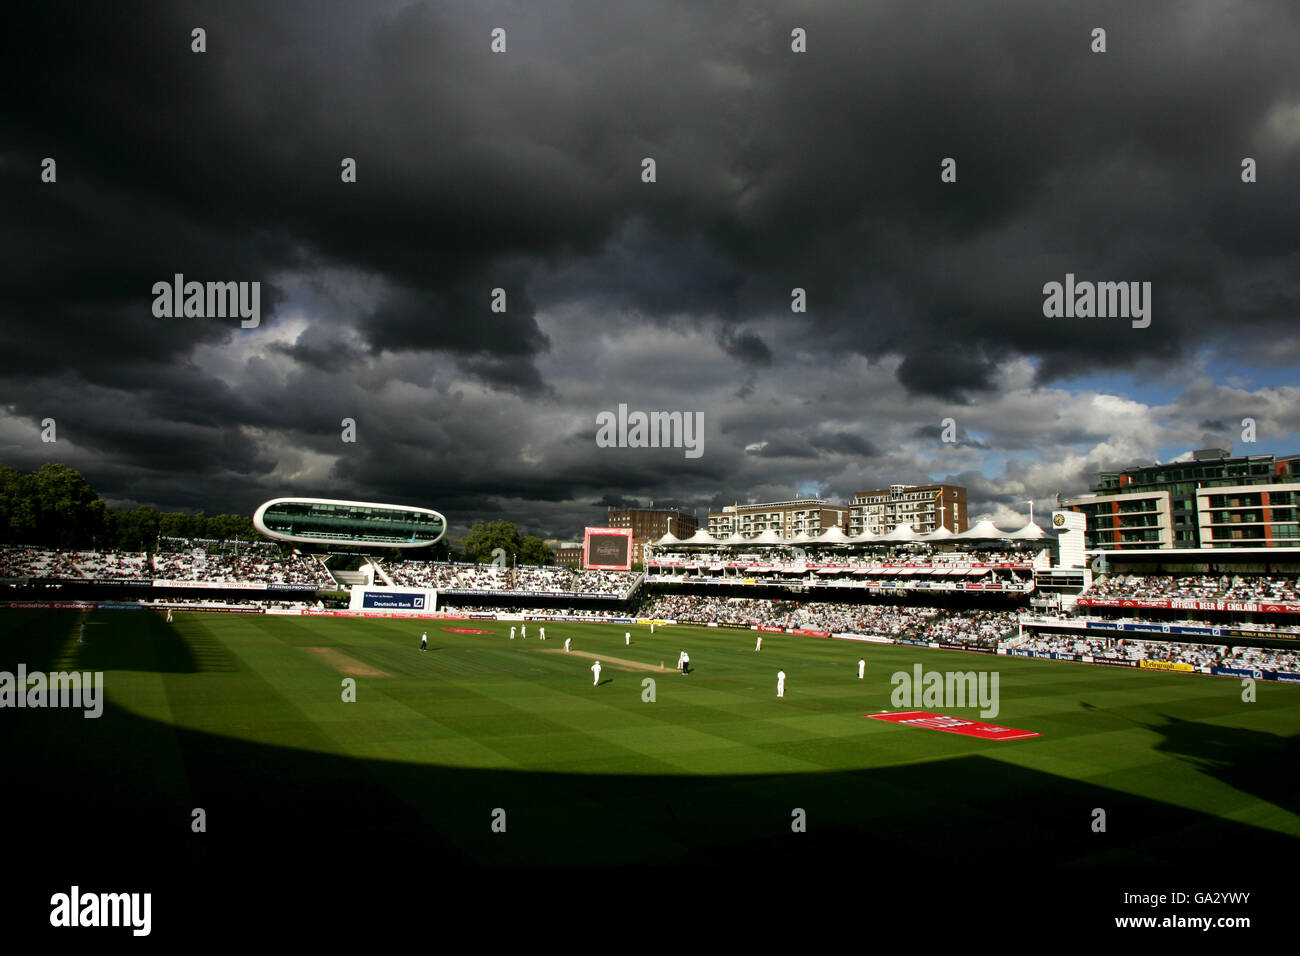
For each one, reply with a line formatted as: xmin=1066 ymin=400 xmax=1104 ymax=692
xmin=1010 ymin=633 xmax=1300 ymax=672
xmin=1084 ymin=573 xmax=1300 ymax=603
xmin=385 ymin=561 xmax=636 ymax=596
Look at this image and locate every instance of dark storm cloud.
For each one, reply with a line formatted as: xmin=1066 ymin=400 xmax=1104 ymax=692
xmin=2 ymin=1 xmax=1299 ymax=531
xmin=717 ymin=327 xmax=773 ymax=367
xmin=809 ymin=431 xmax=877 ymax=458
xmin=896 ymin=349 xmax=998 ymax=402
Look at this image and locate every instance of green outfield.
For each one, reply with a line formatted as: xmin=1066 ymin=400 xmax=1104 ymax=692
xmin=4 ymin=609 xmax=1300 ymax=869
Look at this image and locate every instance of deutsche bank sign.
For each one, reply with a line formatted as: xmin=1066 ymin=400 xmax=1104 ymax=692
xmin=351 ymin=588 xmax=437 ymax=614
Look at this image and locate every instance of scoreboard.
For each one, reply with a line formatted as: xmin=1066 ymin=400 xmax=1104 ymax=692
xmin=583 ymin=527 xmax=634 ymax=571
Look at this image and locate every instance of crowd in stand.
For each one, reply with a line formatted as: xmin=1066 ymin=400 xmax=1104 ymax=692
xmin=1016 ymin=634 xmax=1207 ymax=663
xmin=0 ymin=547 xmax=88 ymax=578
xmin=1010 ymin=633 xmax=1300 ymax=672
xmin=649 ymin=547 xmax=1035 ymax=568
xmin=1083 ymin=574 xmax=1300 ymax=603
xmin=150 ymin=550 xmax=328 ymax=585
xmin=0 ymin=544 xmax=328 ymax=586
xmin=385 ymin=561 xmax=636 ymax=596
xmin=1220 ymin=645 xmax=1300 ymax=672
xmin=650 ymin=548 xmax=1034 ymax=564
xmin=0 ymin=546 xmax=151 ymax=579
xmin=642 ymin=594 xmax=944 ymax=638
xmin=919 ymin=610 xmax=1021 ymax=646
xmin=71 ymin=550 xmax=151 ymax=578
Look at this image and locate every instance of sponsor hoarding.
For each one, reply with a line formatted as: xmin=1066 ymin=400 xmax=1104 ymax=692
xmin=1139 ymin=659 xmax=1195 ymax=673
xmin=350 ymin=587 xmax=437 ymax=613
xmin=1077 ymin=597 xmax=1300 ymax=615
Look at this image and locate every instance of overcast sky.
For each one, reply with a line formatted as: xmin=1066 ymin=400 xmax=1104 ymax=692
xmin=3 ymin=1 xmax=1299 ymax=541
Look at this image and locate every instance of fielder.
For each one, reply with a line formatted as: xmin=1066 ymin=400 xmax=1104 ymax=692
xmin=420 ymin=631 xmax=428 ymax=652
xmin=858 ymin=659 xmax=865 ymax=679
xmin=539 ymin=627 xmax=546 ymax=641
xmin=521 ymin=625 xmax=527 ymax=639
xmin=625 ymin=632 xmax=631 ymax=646
xmin=591 ymin=661 xmax=601 ymax=686
xmin=564 ymin=637 xmax=571 ymax=653
xmin=755 ymin=636 xmax=762 ymax=652
xmin=650 ymin=623 xmax=655 ymax=635
xmin=510 ymin=626 xmax=516 ymax=640
xmin=777 ymin=669 xmax=786 ymax=698
xmin=78 ymin=622 xmax=86 ymax=644
xmin=165 ymin=608 xmax=173 ymax=624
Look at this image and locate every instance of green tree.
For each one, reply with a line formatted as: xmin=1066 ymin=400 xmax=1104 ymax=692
xmin=405 ymin=537 xmax=456 ymax=562
xmin=27 ymin=463 xmax=108 ymax=548
xmin=519 ymin=535 xmax=554 ymax=566
xmin=459 ymin=520 xmax=523 ymax=564
xmin=0 ymin=466 xmax=36 ymax=543
xmin=109 ymin=506 xmax=162 ymax=551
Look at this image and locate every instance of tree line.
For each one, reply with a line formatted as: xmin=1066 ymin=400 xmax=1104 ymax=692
xmin=0 ymin=464 xmax=261 ymax=550
xmin=0 ymin=464 xmax=556 ymax=564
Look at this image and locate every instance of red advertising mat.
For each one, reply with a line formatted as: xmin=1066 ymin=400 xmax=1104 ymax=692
xmin=443 ymin=627 xmax=493 ymax=634
xmin=866 ymin=711 xmax=1040 ymax=740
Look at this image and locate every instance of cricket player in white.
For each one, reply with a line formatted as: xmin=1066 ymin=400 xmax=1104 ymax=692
xmin=591 ymin=661 xmax=601 ymax=685
xmin=78 ymin=622 xmax=86 ymax=644
xmin=755 ymin=636 xmax=762 ymax=651
xmin=564 ymin=637 xmax=571 ymax=653
xmin=625 ymin=632 xmax=630 ymax=646
xmin=858 ymin=659 xmax=865 ymax=679
xmin=650 ymin=623 xmax=655 ymax=634
xmin=165 ymin=609 xmax=173 ymax=624
xmin=521 ymin=625 xmax=527 ymax=639
xmin=777 ymin=669 xmax=786 ymax=698
xmin=420 ymin=631 xmax=428 ymax=652
xmin=510 ymin=626 xmax=516 ymax=640
xmin=540 ymin=627 xmax=546 ymax=641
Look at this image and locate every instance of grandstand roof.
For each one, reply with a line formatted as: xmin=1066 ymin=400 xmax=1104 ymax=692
xmin=956 ymin=518 xmax=1009 ymax=540
xmin=882 ymin=523 xmax=919 ymax=541
xmin=1006 ymin=521 xmax=1046 ymax=540
xmin=652 ymin=530 xmax=686 ymax=547
xmin=845 ymin=531 xmax=881 ymax=545
xmin=678 ymin=529 xmax=724 ymax=546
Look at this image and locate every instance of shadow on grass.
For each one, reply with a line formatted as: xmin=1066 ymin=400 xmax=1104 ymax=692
xmin=1143 ymin=712 xmax=1300 ymax=815
xmin=0 ymin=610 xmax=233 ymax=674
xmin=8 ymin=691 xmax=1298 ymax=880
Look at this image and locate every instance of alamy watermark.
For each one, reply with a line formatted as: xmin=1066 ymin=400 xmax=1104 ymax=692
xmin=50 ymin=886 xmax=150 ymax=936
xmin=1042 ymin=273 xmax=1151 ymax=329
xmin=890 ymin=664 xmax=1000 ymax=719
xmin=152 ymin=273 xmax=260 ymax=328
xmin=0 ymin=665 xmax=103 ymax=718
xmin=595 ymin=404 xmax=703 ymax=459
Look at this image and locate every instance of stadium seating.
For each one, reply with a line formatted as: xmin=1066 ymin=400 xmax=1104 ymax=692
xmin=385 ymin=561 xmax=637 ymax=597
xmin=1082 ymin=573 xmax=1300 ymax=603
xmin=640 ymin=594 xmax=1018 ymax=645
